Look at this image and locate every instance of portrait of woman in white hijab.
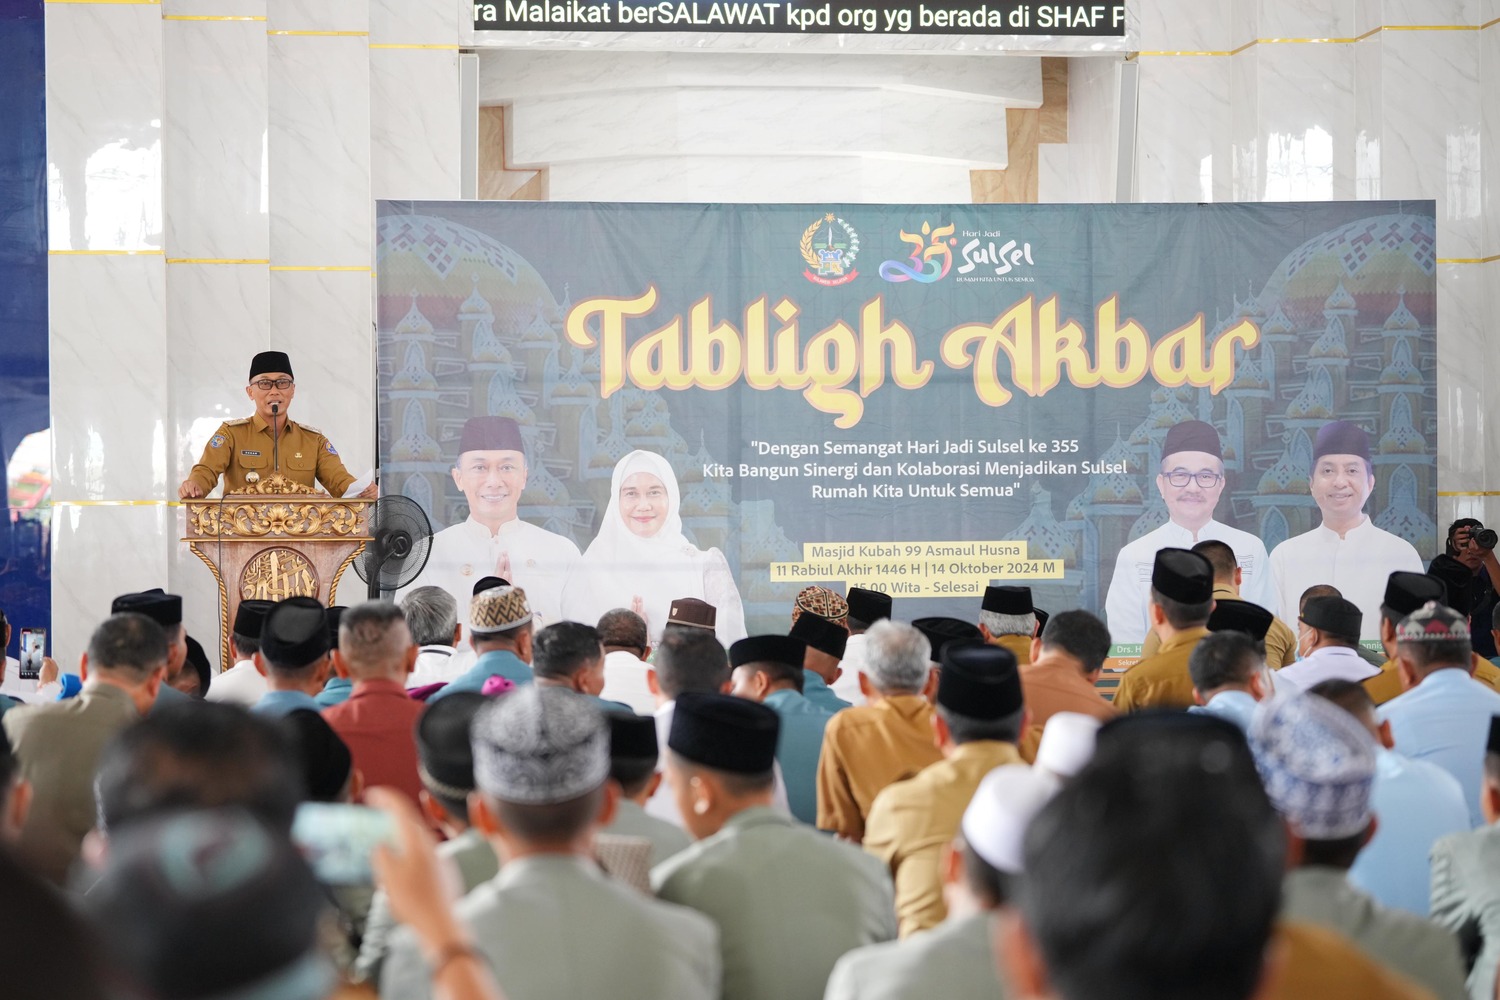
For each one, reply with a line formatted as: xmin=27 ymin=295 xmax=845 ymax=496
xmin=582 ymin=449 xmax=747 ymax=644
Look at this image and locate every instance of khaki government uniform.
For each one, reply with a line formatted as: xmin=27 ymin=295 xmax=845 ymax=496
xmin=863 ymin=741 xmax=1024 ymax=937
xmin=1110 ymin=626 xmax=1210 ymax=712
xmin=186 ymin=414 xmax=357 ymax=496
xmin=1365 ymin=653 xmax=1500 ymax=706
xmin=652 ymin=806 xmax=896 ymax=1000
xmin=823 ymin=913 xmax=1008 ymax=1000
xmin=1274 ymin=922 xmax=1439 ymax=1000
xmin=3 ymin=680 xmax=139 ymax=883
xmin=1282 ymin=866 xmax=1466 ymax=1000
xmin=1018 ymin=655 xmax=1117 ymax=727
xmin=1430 ymin=824 xmax=1500 ymax=1000
xmin=816 ymin=694 xmax=943 ymax=842
xmin=988 ymin=633 xmax=1033 ymax=666
xmin=1140 ymin=586 xmax=1297 ymax=669
xmin=382 ymin=854 xmax=720 ymax=1000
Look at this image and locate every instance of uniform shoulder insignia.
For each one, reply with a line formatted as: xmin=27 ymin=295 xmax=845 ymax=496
xmin=225 ymin=418 xmax=251 ymax=427
xmin=300 ymin=424 xmax=322 ymax=435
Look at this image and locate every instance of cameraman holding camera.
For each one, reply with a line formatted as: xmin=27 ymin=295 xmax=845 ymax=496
xmin=1440 ymin=518 xmax=1500 ymax=658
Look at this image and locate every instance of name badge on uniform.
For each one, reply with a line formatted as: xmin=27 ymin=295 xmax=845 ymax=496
xmin=242 ymin=450 xmax=262 ymax=457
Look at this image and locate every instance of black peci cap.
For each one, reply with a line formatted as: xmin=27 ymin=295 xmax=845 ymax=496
xmin=669 ymin=692 xmax=779 ymax=775
xmin=1382 ymin=571 xmax=1447 ymax=618
xmin=937 ymin=641 xmax=1023 ymax=720
xmin=982 ymin=585 xmax=1033 ymax=616
xmin=416 ymin=692 xmax=488 ymax=799
xmin=730 ymin=635 xmax=807 ymax=670
xmin=846 ymin=587 xmax=892 ymax=623
xmin=112 ymin=589 xmax=183 ymax=629
xmin=1151 ymin=549 xmax=1214 ymax=604
xmin=249 ymin=351 xmax=293 ymax=380
xmin=232 ymin=599 xmax=275 ymax=641
xmin=260 ymin=597 xmax=330 ymax=670
xmin=789 ymin=613 xmax=847 ymax=659
xmin=912 ymin=617 xmax=982 ymax=659
xmin=1299 ymin=595 xmax=1362 ymax=638
xmin=608 ymin=711 xmax=659 ymax=763
xmin=277 ymin=709 xmax=352 ymax=803
xmin=1207 ymin=598 xmax=1275 ymax=641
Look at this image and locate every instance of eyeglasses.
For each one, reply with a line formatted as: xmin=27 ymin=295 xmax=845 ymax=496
xmin=1164 ymin=470 xmax=1222 ymax=488
xmin=251 ymin=378 xmax=294 ymax=391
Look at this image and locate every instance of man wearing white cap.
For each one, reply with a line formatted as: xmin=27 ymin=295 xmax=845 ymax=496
xmin=1250 ymin=693 xmax=1466 ymax=999
xmin=825 ymin=765 xmax=1055 ymax=1000
xmin=1032 ymin=712 xmax=1101 ymax=780
xmin=380 ymin=686 xmax=720 ymax=1000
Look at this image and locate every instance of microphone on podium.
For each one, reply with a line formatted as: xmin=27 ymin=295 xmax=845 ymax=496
xmin=271 ymin=402 xmax=281 ymax=472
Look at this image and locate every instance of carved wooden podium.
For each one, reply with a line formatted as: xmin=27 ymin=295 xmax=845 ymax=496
xmin=182 ymin=475 xmax=372 ymax=669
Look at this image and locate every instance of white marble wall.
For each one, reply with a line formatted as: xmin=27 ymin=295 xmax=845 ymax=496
xmin=479 ymin=49 xmax=1035 ymax=202
xmin=46 ymin=0 xmax=463 ymax=669
xmin=1132 ymin=0 xmax=1500 ymax=534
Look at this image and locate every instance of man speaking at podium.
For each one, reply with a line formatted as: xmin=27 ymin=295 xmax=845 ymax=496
xmin=177 ymin=352 xmax=377 ymax=499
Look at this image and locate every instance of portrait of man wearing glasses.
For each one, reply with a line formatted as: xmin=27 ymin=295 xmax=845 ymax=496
xmin=1105 ymin=420 xmax=1272 ymax=644
xmin=178 ymin=351 xmax=378 ymax=499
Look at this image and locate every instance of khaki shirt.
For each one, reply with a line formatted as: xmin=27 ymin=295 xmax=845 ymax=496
xmin=988 ymin=633 xmax=1033 ymax=666
xmin=1111 ymin=626 xmax=1210 ymax=713
xmin=864 ymin=741 xmax=1024 ymax=937
xmin=1275 ymin=922 xmax=1438 ymax=1000
xmin=4 ymin=681 xmax=140 ymax=883
xmin=1365 ymin=653 xmax=1500 ymax=706
xmin=816 ymin=694 xmax=943 ymax=842
xmin=1140 ymin=586 xmax=1298 ymax=670
xmin=186 ymin=414 xmax=356 ymax=496
xmin=1019 ymin=654 xmax=1117 ymax=727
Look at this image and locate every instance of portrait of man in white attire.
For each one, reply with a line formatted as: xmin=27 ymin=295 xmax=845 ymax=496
xmin=1269 ymin=419 xmax=1422 ymax=640
xmin=402 ymin=415 xmax=583 ymax=628
xmin=1105 ymin=419 xmax=1272 ymax=645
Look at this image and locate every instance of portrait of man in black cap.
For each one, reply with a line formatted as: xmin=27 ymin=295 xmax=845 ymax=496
xmin=402 ymin=415 xmax=584 ymax=629
xmin=1268 ymin=419 xmax=1423 ymax=639
xmin=1105 ymin=419 xmax=1272 ymax=646
xmin=178 ymin=351 xmax=376 ymax=500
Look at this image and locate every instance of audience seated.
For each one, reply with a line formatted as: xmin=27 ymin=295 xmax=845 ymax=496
xmin=252 ymin=597 xmax=335 ymax=717
xmin=322 ymin=601 xmax=424 ymax=804
xmin=17 ymin=554 xmax=1500 ymax=1000
xmin=816 ymin=620 xmax=941 ymax=842
xmin=728 ymin=634 xmax=829 ymax=824
xmin=382 ymin=685 xmax=721 ymax=1000
xmin=864 ymin=640 xmax=1027 ymax=937
xmin=1310 ymin=679 xmax=1469 ymax=918
xmin=653 ymin=692 xmax=896 ymax=1000
xmin=4 ymin=612 xmax=167 ymax=882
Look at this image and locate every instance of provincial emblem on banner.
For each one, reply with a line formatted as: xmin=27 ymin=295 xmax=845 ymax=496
xmin=801 ymin=213 xmax=860 ymax=286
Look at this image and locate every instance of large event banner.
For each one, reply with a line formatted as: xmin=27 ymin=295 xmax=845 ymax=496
xmin=376 ymin=200 xmax=1437 ymax=652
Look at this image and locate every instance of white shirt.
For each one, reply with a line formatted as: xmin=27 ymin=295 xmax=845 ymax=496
xmin=1268 ymin=518 xmax=1424 ymax=639
xmin=646 ymin=700 xmax=792 ymax=827
xmin=1274 ymin=645 xmax=1378 ymax=692
xmin=0 ymin=656 xmax=38 ymax=703
xmin=1106 ymin=519 xmax=1273 ymax=645
xmin=601 ymin=649 xmax=657 ymax=716
xmin=407 ymin=644 xmax=465 ymax=689
xmin=831 ymin=633 xmax=869 ymax=708
xmin=204 ymin=658 xmax=268 ymax=706
xmin=404 ymin=516 xmax=584 ymax=628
